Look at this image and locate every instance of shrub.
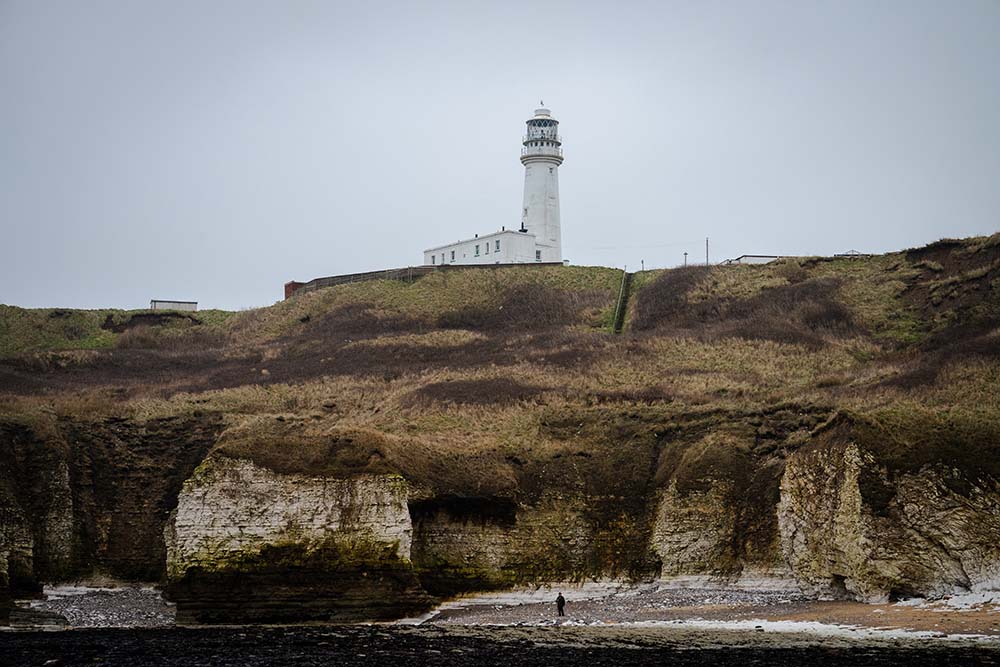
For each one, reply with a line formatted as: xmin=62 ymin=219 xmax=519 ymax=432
xmin=631 ymin=267 xmax=713 ymax=331
xmin=114 ymin=325 xmax=227 ymax=351
xmin=914 ymin=260 xmax=944 ymax=273
xmin=632 ymin=271 xmax=858 ymax=349
xmin=437 ymin=284 xmax=607 ymax=331
xmin=114 ymin=326 xmax=162 ymax=350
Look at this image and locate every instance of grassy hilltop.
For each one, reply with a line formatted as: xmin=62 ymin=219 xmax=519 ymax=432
xmin=1 ymin=234 xmax=998 ymax=590
xmin=2 ymin=235 xmax=997 ymax=422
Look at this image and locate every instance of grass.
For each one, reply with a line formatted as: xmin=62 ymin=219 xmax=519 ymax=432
xmin=213 ymin=419 xmax=400 ymax=478
xmin=0 ymin=305 xmax=234 ymax=358
xmin=226 ymin=265 xmax=622 ymax=344
xmin=823 ymin=406 xmax=1000 ymax=490
xmin=3 ymin=238 xmax=999 ymax=496
xmin=958 ymin=231 xmax=1000 ymax=255
xmin=0 ymin=306 xmax=120 ymax=357
xmin=625 ymin=253 xmax=934 ymax=346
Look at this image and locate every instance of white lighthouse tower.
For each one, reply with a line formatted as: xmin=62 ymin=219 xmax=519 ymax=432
xmin=422 ymin=105 xmax=565 ymax=266
xmin=519 ymin=105 xmax=563 ymax=262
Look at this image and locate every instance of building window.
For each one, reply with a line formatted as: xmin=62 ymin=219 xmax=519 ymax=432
xmin=536 ymin=250 xmax=542 ymax=261
xmin=495 ymin=239 xmax=500 ymax=252
xmin=450 ymin=250 xmax=455 ymax=262
xmin=431 ymin=255 xmax=436 ymax=265
xmin=485 ymin=242 xmax=490 ymax=254
xmin=441 ymin=253 xmax=445 ymax=264
xmin=475 ymin=244 xmax=480 ymax=256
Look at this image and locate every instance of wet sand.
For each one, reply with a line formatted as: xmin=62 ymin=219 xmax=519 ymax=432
xmin=428 ymin=586 xmax=1000 ymax=639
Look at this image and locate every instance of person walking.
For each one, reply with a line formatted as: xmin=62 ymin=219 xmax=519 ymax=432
xmin=556 ymin=592 xmax=565 ymax=617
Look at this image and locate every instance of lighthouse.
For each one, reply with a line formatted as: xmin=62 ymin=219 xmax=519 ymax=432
xmin=422 ymin=105 xmax=565 ymax=266
xmin=519 ymin=105 xmax=563 ymax=263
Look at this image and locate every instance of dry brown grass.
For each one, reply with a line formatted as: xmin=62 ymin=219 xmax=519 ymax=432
xmin=214 ymin=419 xmax=398 ymax=477
xmin=401 ymin=378 xmax=547 ymax=408
xmin=631 ymin=266 xmax=860 ymax=349
xmin=2 ymin=240 xmax=998 ymax=481
xmin=115 ymin=325 xmax=228 ymax=351
xmin=225 ymin=265 xmax=621 ymax=345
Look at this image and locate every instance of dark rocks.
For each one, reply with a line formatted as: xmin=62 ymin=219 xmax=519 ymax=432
xmin=8 ymin=606 xmax=68 ymax=627
xmin=14 ymin=587 xmax=174 ymax=628
xmin=0 ymin=585 xmax=11 ymax=625
xmin=167 ymin=562 xmax=434 ymax=624
xmin=2 ymin=626 xmax=998 ymax=667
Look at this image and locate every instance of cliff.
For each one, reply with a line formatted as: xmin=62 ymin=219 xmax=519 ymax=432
xmin=1 ymin=235 xmax=998 ymax=622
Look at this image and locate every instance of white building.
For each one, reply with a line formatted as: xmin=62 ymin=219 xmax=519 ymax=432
xmin=424 ymin=105 xmax=564 ymax=266
xmin=150 ymin=299 xmax=197 ymax=311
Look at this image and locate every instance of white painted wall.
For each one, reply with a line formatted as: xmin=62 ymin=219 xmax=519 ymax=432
xmin=520 ymin=107 xmax=562 ymax=263
xmin=150 ymin=300 xmax=197 ymax=311
xmin=520 ymin=159 xmax=561 ymax=262
xmin=424 ymin=230 xmax=539 ymax=265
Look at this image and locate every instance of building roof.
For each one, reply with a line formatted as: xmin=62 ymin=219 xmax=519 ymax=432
xmin=423 ymin=228 xmax=534 ymax=253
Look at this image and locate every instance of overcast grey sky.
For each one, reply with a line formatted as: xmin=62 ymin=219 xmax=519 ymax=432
xmin=2 ymin=0 xmax=999 ymax=309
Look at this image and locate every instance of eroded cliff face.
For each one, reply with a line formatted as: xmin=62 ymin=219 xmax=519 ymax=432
xmin=778 ymin=433 xmax=1000 ymax=602
xmin=652 ymin=481 xmax=790 ymax=585
xmin=4 ymin=407 xmax=1000 ymax=625
xmin=410 ymin=493 xmax=651 ymax=597
xmin=649 ymin=421 xmax=807 ymax=588
xmin=0 ymin=415 xmax=220 ymax=620
xmin=164 ymin=456 xmax=433 ymax=623
xmin=0 ymin=495 xmax=32 ymax=623
xmin=162 ymin=451 xmax=667 ymax=622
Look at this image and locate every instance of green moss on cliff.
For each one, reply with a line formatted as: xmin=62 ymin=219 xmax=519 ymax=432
xmin=199 ymin=535 xmax=408 ymax=575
